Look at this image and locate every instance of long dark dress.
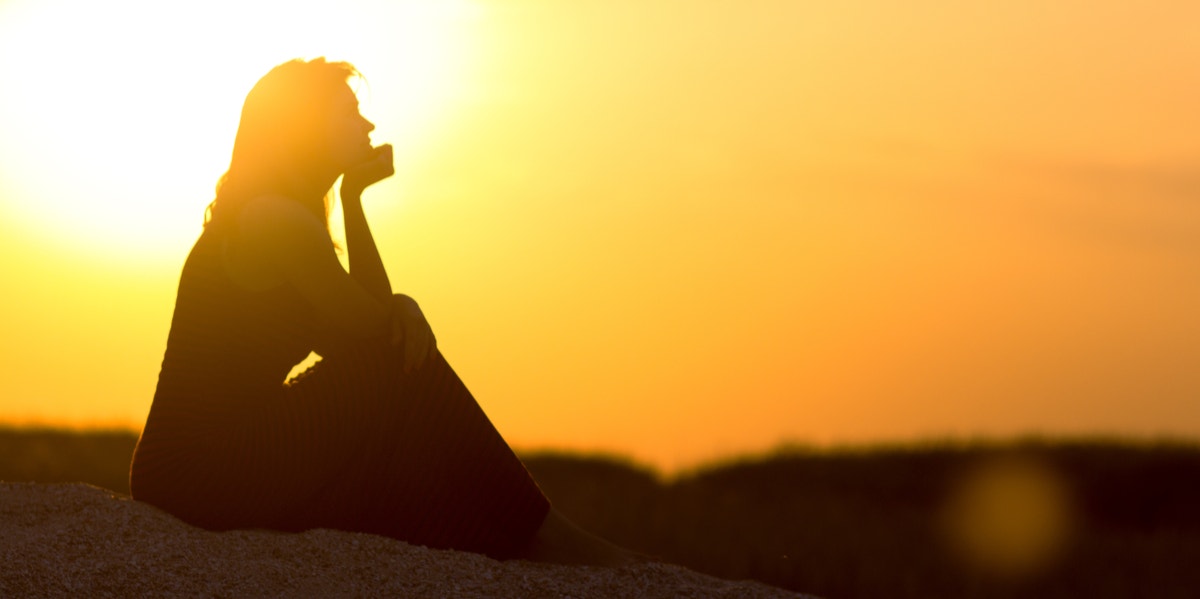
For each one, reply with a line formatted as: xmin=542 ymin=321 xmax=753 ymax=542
xmin=129 ymin=226 xmax=550 ymax=559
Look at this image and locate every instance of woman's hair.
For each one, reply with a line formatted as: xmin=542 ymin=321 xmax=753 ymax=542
xmin=205 ymin=57 xmax=361 ymax=229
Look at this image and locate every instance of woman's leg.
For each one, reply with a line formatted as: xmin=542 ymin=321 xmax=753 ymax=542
xmin=279 ymin=346 xmax=550 ymax=558
xmin=274 ymin=344 xmax=646 ymax=565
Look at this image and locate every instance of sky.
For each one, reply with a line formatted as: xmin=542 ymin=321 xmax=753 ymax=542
xmin=1 ymin=0 xmax=1198 ymax=472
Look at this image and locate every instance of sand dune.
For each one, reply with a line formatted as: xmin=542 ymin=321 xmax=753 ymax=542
xmin=0 ymin=483 xmax=811 ymax=598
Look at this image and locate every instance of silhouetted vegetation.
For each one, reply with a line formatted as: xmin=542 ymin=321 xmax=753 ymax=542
xmin=0 ymin=427 xmax=137 ymax=495
xmin=2 ymin=427 xmax=1198 ymax=598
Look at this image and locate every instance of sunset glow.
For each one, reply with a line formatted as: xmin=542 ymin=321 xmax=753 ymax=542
xmin=0 ymin=0 xmax=480 ymax=264
xmin=2 ymin=0 xmax=1199 ymax=472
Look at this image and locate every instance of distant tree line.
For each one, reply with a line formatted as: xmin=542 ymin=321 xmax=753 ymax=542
xmin=2 ymin=427 xmax=1198 ymax=598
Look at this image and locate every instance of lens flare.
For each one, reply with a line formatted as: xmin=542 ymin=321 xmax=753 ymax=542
xmin=940 ymin=453 xmax=1075 ymax=580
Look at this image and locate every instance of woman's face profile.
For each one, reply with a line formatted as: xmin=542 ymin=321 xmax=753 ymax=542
xmin=325 ymin=84 xmax=376 ymax=172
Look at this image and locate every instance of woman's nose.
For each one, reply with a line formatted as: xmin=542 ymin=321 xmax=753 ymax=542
xmin=364 ymin=118 xmax=375 ymax=133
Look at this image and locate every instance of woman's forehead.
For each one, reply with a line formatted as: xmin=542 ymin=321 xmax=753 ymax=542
xmin=330 ymin=84 xmax=359 ymax=108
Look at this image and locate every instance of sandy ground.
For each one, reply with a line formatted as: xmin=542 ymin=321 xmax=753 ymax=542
xmin=0 ymin=483 xmax=814 ymax=598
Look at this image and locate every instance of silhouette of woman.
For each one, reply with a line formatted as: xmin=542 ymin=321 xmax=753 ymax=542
xmin=130 ymin=58 xmax=635 ymax=565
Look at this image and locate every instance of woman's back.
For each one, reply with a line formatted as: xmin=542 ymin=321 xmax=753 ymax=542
xmin=131 ymin=225 xmax=318 ymax=510
xmin=154 ymin=225 xmax=315 ymax=406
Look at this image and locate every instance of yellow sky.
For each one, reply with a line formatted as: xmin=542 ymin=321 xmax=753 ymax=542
xmin=1 ymin=0 xmax=1198 ymax=471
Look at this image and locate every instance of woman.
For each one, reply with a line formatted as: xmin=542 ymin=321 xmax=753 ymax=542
xmin=130 ymin=58 xmax=635 ymax=565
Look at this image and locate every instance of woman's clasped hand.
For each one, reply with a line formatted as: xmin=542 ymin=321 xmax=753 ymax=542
xmin=341 ymin=144 xmax=394 ymax=198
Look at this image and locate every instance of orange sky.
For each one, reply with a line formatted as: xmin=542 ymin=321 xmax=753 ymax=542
xmin=1 ymin=0 xmax=1198 ymax=472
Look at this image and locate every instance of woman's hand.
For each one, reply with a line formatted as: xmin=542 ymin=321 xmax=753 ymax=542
xmin=391 ymin=293 xmax=436 ymax=373
xmin=341 ymin=144 xmax=394 ymax=198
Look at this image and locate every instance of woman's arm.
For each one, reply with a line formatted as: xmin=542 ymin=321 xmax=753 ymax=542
xmin=341 ymin=193 xmax=391 ymax=304
xmin=239 ymin=193 xmax=436 ymax=370
xmin=340 ymin=145 xmax=394 ymax=304
xmin=342 ymin=191 xmax=437 ymax=371
xmin=339 ymin=145 xmax=436 ymax=370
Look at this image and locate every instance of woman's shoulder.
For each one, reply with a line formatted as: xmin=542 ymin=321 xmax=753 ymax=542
xmin=239 ymin=195 xmax=325 ymax=233
xmin=216 ymin=195 xmax=332 ymax=291
xmin=234 ymin=195 xmax=333 ymax=254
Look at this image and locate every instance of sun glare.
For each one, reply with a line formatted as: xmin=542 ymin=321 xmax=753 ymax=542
xmin=0 ymin=0 xmax=482 ymax=267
